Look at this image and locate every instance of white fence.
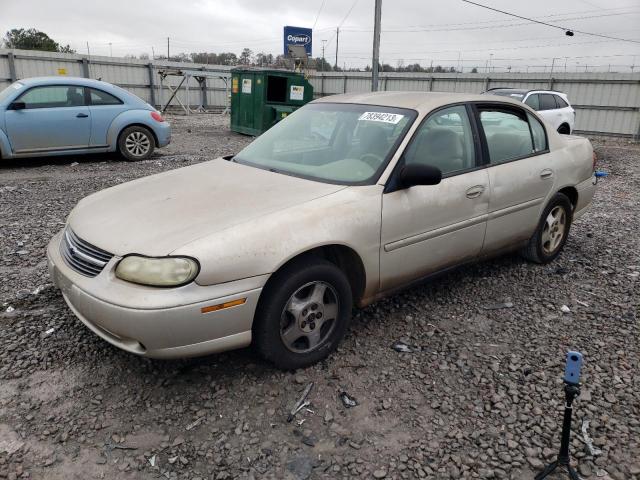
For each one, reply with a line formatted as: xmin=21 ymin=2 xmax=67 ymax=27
xmin=1 ymin=49 xmax=639 ymax=138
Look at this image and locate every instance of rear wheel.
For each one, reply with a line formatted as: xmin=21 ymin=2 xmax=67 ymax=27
xmin=118 ymin=126 xmax=155 ymax=161
xmin=557 ymin=123 xmax=571 ymax=135
xmin=521 ymin=193 xmax=572 ymax=264
xmin=253 ymin=258 xmax=352 ymax=370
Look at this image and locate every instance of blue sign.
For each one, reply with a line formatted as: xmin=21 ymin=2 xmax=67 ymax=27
xmin=284 ymin=26 xmax=312 ymax=56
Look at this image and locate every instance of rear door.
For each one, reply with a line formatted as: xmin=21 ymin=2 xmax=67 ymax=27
xmin=5 ymin=85 xmax=90 ymax=153
xmin=537 ymin=93 xmax=561 ymax=130
xmin=475 ymin=104 xmax=554 ymax=253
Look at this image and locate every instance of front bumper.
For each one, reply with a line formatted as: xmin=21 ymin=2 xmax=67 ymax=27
xmin=47 ymin=231 xmax=265 ymax=359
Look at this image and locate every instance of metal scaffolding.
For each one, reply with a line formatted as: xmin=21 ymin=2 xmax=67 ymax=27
xmin=157 ymin=68 xmax=231 ymax=115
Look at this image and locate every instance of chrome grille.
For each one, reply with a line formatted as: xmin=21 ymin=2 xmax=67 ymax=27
xmin=60 ymin=228 xmax=113 ymax=277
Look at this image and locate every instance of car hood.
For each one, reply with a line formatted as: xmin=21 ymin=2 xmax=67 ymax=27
xmin=68 ymin=159 xmax=347 ymax=256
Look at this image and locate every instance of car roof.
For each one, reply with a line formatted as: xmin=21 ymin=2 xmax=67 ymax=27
xmin=312 ymin=91 xmax=523 ymax=113
xmin=17 ymin=76 xmax=116 ymax=88
xmin=485 ymin=87 xmax=566 ymax=96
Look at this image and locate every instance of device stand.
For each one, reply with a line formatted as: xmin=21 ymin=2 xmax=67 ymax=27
xmin=535 ymin=383 xmax=582 ymax=480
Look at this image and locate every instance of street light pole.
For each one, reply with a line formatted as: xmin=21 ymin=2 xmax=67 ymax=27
xmin=371 ymin=0 xmax=382 ymax=91
xmin=321 ymin=39 xmax=327 ymax=72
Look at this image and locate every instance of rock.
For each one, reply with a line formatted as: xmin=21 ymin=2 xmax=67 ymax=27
xmin=286 ymin=455 xmax=314 ymax=479
xmin=527 ymin=457 xmax=544 ymax=469
xmin=373 ymin=468 xmax=387 ymax=478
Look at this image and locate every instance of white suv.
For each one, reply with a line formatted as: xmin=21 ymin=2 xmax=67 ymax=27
xmin=484 ymin=88 xmax=576 ymax=134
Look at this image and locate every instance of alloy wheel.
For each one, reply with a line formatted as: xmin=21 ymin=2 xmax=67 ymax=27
xmin=541 ymin=206 xmax=566 ymax=255
xmin=280 ymin=281 xmax=339 ymax=354
xmin=125 ymin=131 xmax=151 ymax=157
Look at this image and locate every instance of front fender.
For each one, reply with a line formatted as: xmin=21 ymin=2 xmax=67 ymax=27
xmin=106 ymin=109 xmax=156 ymax=149
xmin=0 ymin=128 xmax=13 ymax=159
xmin=172 ymin=186 xmax=383 ymax=301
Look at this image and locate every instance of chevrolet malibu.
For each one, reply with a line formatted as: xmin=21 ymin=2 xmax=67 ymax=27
xmin=47 ymin=92 xmax=597 ymax=369
xmin=0 ymin=77 xmax=170 ymax=161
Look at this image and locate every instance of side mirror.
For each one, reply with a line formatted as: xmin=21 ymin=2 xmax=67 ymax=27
xmin=399 ymin=163 xmax=442 ymax=188
xmin=9 ymin=101 xmax=26 ymax=110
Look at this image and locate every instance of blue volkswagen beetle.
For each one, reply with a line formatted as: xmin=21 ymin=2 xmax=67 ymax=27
xmin=0 ymin=77 xmax=170 ymax=161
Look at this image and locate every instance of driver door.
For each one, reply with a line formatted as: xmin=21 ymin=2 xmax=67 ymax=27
xmin=5 ymin=84 xmax=90 ymax=153
xmin=380 ymin=104 xmax=490 ymax=291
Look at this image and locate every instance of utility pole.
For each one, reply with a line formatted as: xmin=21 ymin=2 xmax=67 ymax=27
xmin=152 ymin=46 xmax=155 ymax=60
xmin=109 ymin=42 xmax=112 ymax=57
xmin=550 ymin=57 xmax=556 ymax=75
xmin=167 ymin=37 xmax=170 ymax=61
xmin=371 ymin=0 xmax=382 ymax=91
xmin=322 ymin=39 xmax=327 ymax=71
xmin=335 ymin=27 xmax=339 ymax=69
xmin=86 ymin=41 xmax=90 ymax=56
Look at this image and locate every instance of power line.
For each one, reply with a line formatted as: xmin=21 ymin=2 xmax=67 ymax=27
xmin=312 ymin=0 xmax=326 ymax=29
xmin=339 ymin=0 xmax=360 ymax=27
xmin=341 ymin=11 xmax=640 ymax=33
xmin=461 ymin=0 xmax=640 ymax=44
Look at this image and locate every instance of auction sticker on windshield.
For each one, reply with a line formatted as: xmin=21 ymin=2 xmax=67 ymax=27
xmin=358 ymin=112 xmax=404 ymax=124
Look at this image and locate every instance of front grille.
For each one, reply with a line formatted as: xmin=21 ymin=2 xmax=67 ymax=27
xmin=60 ymin=228 xmax=114 ymax=277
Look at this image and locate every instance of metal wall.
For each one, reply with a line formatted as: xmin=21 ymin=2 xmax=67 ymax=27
xmin=1 ymin=49 xmax=639 ymax=138
xmin=310 ymin=71 xmax=640 ymax=138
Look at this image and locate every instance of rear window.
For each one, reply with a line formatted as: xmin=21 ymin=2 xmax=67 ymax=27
xmin=555 ymin=95 xmax=569 ymax=108
xmin=524 ymin=94 xmax=540 ymax=110
xmin=89 ymin=88 xmax=122 ymax=106
xmin=539 ymin=94 xmax=557 ymax=111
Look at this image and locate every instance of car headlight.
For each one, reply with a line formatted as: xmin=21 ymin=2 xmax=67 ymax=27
xmin=115 ymin=255 xmax=199 ymax=287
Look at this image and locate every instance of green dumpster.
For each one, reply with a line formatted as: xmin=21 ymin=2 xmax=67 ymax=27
xmin=230 ymin=68 xmax=314 ymax=136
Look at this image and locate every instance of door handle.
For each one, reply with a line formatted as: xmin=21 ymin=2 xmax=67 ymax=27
xmin=540 ymin=169 xmax=554 ymax=179
xmin=465 ymin=185 xmax=485 ymax=199
xmin=76 ymin=113 xmax=89 ymax=118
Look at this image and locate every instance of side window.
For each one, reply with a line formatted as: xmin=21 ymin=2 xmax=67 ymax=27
xmin=479 ymin=109 xmax=534 ymax=164
xmin=539 ymin=94 xmax=557 ymax=111
xmin=527 ymin=113 xmax=548 ymax=152
xmin=89 ymin=88 xmax=122 ymax=106
xmin=17 ymin=85 xmax=84 ymax=109
xmin=524 ymin=94 xmax=540 ymax=110
xmin=555 ymin=95 xmax=569 ymax=108
xmin=403 ymin=105 xmax=475 ymax=175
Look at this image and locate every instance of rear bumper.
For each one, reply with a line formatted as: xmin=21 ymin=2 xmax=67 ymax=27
xmin=47 ymin=231 xmax=264 ymax=359
xmin=154 ymin=122 xmax=171 ymax=147
xmin=573 ymin=175 xmax=597 ymax=221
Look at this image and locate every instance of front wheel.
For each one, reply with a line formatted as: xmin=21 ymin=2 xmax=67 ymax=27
xmin=118 ymin=126 xmax=155 ymax=161
xmin=253 ymin=258 xmax=353 ymax=370
xmin=521 ymin=193 xmax=572 ymax=264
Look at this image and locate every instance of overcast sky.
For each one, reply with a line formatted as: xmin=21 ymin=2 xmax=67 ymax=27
xmin=2 ymin=0 xmax=639 ymax=72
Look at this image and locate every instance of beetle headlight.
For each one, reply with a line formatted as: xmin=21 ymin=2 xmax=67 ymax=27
xmin=115 ymin=255 xmax=199 ymax=287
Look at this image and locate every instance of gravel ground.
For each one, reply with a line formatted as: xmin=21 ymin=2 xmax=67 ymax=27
xmin=0 ymin=115 xmax=638 ymax=480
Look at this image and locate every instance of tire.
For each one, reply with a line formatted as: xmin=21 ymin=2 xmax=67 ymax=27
xmin=557 ymin=124 xmax=571 ymax=135
xmin=253 ymin=258 xmax=353 ymax=370
xmin=118 ymin=126 xmax=155 ymax=161
xmin=521 ymin=193 xmax=573 ymax=264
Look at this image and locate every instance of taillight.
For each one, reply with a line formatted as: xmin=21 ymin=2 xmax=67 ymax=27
xmin=150 ymin=111 xmax=164 ymax=122
xmin=592 ymin=151 xmax=597 ymax=172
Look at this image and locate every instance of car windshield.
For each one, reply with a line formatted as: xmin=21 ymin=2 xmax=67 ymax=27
xmin=233 ymin=103 xmax=417 ymax=185
xmin=0 ymin=81 xmax=24 ymax=103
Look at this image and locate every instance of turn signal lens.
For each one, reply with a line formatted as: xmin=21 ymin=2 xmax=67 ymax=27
xmin=201 ymin=298 xmax=247 ymax=314
xmin=150 ymin=111 xmax=164 ymax=122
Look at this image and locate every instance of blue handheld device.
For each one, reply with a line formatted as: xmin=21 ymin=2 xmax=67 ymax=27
xmin=563 ymin=351 xmax=583 ymax=385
